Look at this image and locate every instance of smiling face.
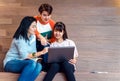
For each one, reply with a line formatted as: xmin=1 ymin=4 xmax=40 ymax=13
xmin=54 ymin=29 xmax=64 ymax=41
xmin=40 ymin=11 xmax=51 ymax=23
xmin=28 ymin=21 xmax=37 ymax=36
xmin=53 ymin=22 xmax=68 ymax=41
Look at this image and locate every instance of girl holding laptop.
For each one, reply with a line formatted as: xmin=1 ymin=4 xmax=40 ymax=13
xmin=43 ymin=22 xmax=78 ymax=81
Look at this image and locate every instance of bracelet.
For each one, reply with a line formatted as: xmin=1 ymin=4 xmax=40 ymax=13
xmin=32 ymin=52 xmax=36 ymax=57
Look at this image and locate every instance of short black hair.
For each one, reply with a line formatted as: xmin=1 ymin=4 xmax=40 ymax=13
xmin=54 ymin=22 xmax=68 ymax=40
xmin=13 ymin=16 xmax=36 ymax=41
xmin=38 ymin=3 xmax=53 ymax=15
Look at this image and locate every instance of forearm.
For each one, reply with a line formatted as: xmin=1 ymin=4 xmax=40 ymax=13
xmin=37 ymin=34 xmax=45 ymax=40
xmin=28 ymin=48 xmax=48 ymax=58
xmin=28 ymin=51 xmax=44 ymax=58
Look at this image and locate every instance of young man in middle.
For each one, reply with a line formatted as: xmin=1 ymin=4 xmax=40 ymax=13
xmin=34 ymin=3 xmax=55 ymax=71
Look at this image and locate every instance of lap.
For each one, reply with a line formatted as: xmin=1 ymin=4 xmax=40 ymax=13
xmin=4 ymin=59 xmax=37 ymax=73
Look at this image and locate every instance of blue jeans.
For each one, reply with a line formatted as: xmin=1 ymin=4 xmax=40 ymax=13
xmin=4 ymin=59 xmax=42 ymax=81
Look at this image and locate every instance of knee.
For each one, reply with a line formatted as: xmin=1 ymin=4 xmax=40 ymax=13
xmin=36 ymin=63 xmax=42 ymax=72
xmin=27 ymin=60 xmax=37 ymax=68
xmin=37 ymin=63 xmax=42 ymax=70
xmin=50 ymin=63 xmax=60 ymax=70
xmin=27 ymin=60 xmax=42 ymax=72
xmin=62 ymin=60 xmax=69 ymax=66
xmin=62 ymin=61 xmax=75 ymax=72
xmin=62 ymin=61 xmax=71 ymax=69
xmin=51 ymin=63 xmax=59 ymax=68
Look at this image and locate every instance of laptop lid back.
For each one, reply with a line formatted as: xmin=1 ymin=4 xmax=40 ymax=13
xmin=47 ymin=46 xmax=74 ymax=63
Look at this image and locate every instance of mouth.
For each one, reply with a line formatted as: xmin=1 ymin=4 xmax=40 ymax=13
xmin=45 ymin=19 xmax=48 ymax=21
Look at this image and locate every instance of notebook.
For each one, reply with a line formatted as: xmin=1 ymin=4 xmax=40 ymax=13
xmin=47 ymin=46 xmax=74 ymax=63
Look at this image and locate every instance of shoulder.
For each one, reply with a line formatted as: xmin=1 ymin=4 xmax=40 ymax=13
xmin=65 ymin=39 xmax=76 ymax=46
xmin=50 ymin=41 xmax=57 ymax=45
xmin=14 ymin=36 xmax=27 ymax=44
xmin=49 ymin=19 xmax=55 ymax=24
xmin=34 ymin=16 xmax=39 ymax=19
xmin=65 ymin=39 xmax=75 ymax=43
xmin=34 ymin=15 xmax=41 ymax=21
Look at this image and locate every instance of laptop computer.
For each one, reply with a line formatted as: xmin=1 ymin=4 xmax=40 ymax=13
xmin=47 ymin=46 xmax=75 ymax=63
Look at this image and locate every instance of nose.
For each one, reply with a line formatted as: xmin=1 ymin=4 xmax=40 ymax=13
xmin=46 ymin=16 xmax=50 ymax=19
xmin=56 ymin=31 xmax=60 ymax=33
xmin=33 ymin=27 xmax=36 ymax=31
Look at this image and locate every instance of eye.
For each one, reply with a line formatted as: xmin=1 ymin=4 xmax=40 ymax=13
xmin=43 ymin=14 xmax=47 ymax=16
xmin=32 ymin=25 xmax=36 ymax=28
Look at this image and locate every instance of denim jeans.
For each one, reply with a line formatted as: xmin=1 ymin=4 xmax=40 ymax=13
xmin=4 ymin=59 xmax=42 ymax=81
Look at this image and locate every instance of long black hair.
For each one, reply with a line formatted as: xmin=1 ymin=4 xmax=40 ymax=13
xmin=53 ymin=22 xmax=68 ymax=40
xmin=13 ymin=16 xmax=36 ymax=41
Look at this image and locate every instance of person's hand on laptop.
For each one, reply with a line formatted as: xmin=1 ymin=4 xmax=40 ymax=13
xmin=69 ymin=58 xmax=77 ymax=65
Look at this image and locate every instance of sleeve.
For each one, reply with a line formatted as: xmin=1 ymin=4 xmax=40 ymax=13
xmin=15 ymin=39 xmax=29 ymax=59
xmin=69 ymin=40 xmax=79 ymax=58
xmin=34 ymin=16 xmax=41 ymax=38
xmin=49 ymin=19 xmax=55 ymax=29
xmin=34 ymin=29 xmax=40 ymax=39
xmin=49 ymin=19 xmax=56 ymax=43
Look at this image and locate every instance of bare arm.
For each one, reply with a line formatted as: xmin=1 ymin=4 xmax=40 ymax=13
xmin=35 ymin=30 xmax=48 ymax=45
xmin=27 ymin=47 xmax=48 ymax=59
